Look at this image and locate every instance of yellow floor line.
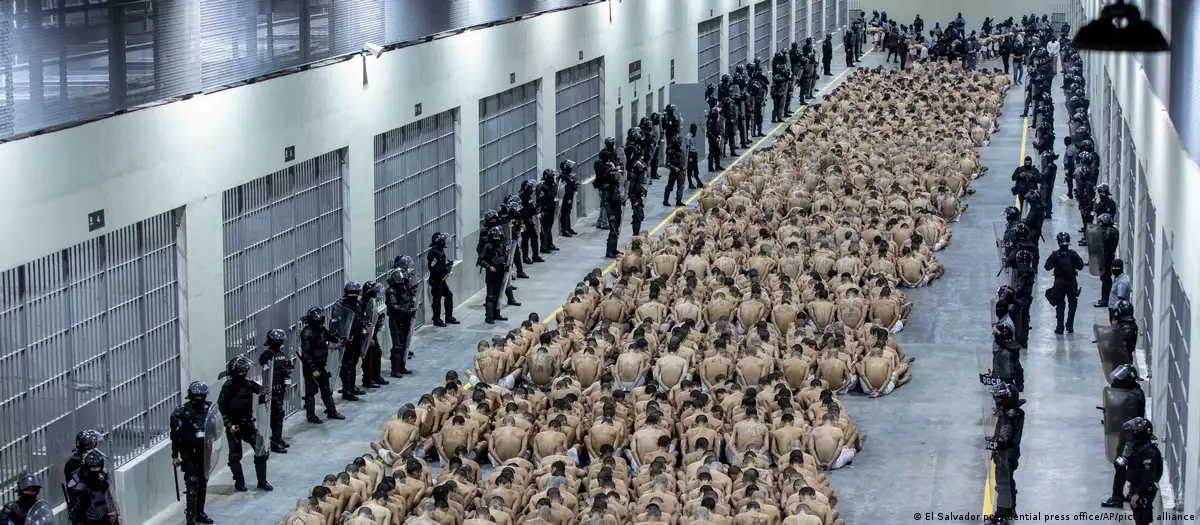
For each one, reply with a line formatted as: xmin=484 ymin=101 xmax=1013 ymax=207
xmin=986 ymin=108 xmax=1030 ymax=519
xmin=541 ymin=48 xmax=876 ymax=324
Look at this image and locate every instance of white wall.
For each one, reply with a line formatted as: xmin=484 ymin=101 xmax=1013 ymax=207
xmin=1073 ymin=0 xmax=1200 ymax=514
xmin=852 ymin=0 xmax=1073 ymax=29
xmin=0 ymin=1 xmax=849 ymax=522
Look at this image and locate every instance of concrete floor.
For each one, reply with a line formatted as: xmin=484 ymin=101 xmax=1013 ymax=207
xmin=147 ymin=49 xmax=873 ymax=525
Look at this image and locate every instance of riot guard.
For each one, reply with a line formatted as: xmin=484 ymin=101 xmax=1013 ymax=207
xmin=335 ymin=282 xmax=368 ymax=398
xmin=1115 ymin=300 xmax=1139 ymax=359
xmin=298 ymin=307 xmax=345 ymax=423
xmin=1112 ymin=417 xmax=1162 ymax=523
xmin=170 ymin=381 xmax=218 ymax=524
xmin=595 ymin=138 xmax=618 ymax=231
xmin=67 ymin=451 xmax=118 ymax=525
xmin=216 ymin=356 xmax=272 ymax=492
xmin=257 ymin=328 xmax=293 ymax=453
xmin=1043 ymin=232 xmax=1084 ymax=334
xmin=986 ymin=383 xmax=1025 ymax=525
xmin=358 ymin=279 xmax=388 ymax=388
xmin=627 ymin=158 xmax=648 ymax=234
xmin=386 ymin=258 xmax=418 ymax=377
xmin=64 ymin=429 xmax=102 ymax=485
xmin=478 ymin=227 xmax=510 ymax=324
xmin=1100 ymin=365 xmax=1146 ymax=508
xmin=557 ymin=160 xmax=579 ymax=237
xmin=427 ymin=232 xmax=458 ymax=326
xmin=537 ymin=170 xmax=560 ymax=251
xmin=1093 ymin=214 xmax=1119 ymax=306
xmin=518 ymin=180 xmax=543 ymax=262
xmin=821 ymin=34 xmax=834 ymax=75
xmin=705 ymin=100 xmax=724 ymax=170
xmin=1010 ymin=250 xmax=1036 ymax=349
xmin=981 ymin=324 xmax=1024 ymax=393
xmin=324 ymin=296 xmax=356 ymax=398
xmin=663 ymin=104 xmax=682 ymax=143
xmin=1 ymin=475 xmax=49 ymax=525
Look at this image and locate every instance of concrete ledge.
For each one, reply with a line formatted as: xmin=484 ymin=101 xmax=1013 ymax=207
xmin=114 ymin=441 xmax=182 ymax=525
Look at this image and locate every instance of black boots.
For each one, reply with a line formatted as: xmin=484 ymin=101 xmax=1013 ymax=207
xmin=255 ymin=460 xmax=272 ymax=491
xmin=270 ymin=441 xmax=287 ymax=454
xmin=307 ymin=412 xmax=323 ymax=424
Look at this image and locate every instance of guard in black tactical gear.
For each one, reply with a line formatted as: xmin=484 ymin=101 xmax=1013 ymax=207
xmin=557 ymin=160 xmax=579 ymax=237
xmin=1011 ymin=250 xmax=1036 ymax=349
xmin=625 ymin=127 xmax=643 ymax=175
xmin=1094 ymin=183 xmax=1118 ymax=219
xmin=1117 ymin=417 xmax=1162 ymax=524
xmin=730 ymin=82 xmax=749 ymax=149
xmin=685 ymin=124 xmax=704 ymax=188
xmin=479 ymin=227 xmax=510 ymax=323
xmin=336 ymin=282 xmax=367 ymax=398
xmin=298 ymin=307 xmax=344 ymax=423
xmin=0 ymin=475 xmax=47 ymax=525
xmin=647 ymin=113 xmax=664 ymax=178
xmin=1113 ymin=299 xmax=1139 ymax=360
xmin=769 ymin=62 xmax=786 ymax=123
xmin=843 ymin=30 xmax=855 ymax=67
xmin=628 ymin=159 xmax=648 ymax=234
xmin=358 ymin=280 xmax=387 ymax=388
xmin=1100 ymin=364 xmax=1147 ymax=509
xmin=500 ymin=196 xmax=528 ymax=288
xmin=720 ymin=97 xmax=738 ymax=157
xmin=986 ymin=383 xmax=1025 ymax=525
xmin=217 ymin=356 xmax=272 ymax=492
xmin=796 ymin=54 xmax=812 ymax=103
xmin=705 ymin=99 xmax=723 ymax=170
xmin=1011 ymin=156 xmax=1041 ymax=206
xmin=748 ymin=66 xmax=768 ymax=136
xmin=171 ymin=382 xmax=216 ymax=524
xmin=822 ymin=34 xmax=834 ymax=75
xmin=537 ymin=170 xmax=560 ymax=251
xmin=67 ymin=450 xmax=116 ymax=525
xmin=518 ymin=180 xmax=544 ymax=262
xmin=1095 ymin=214 xmax=1120 ymax=307
xmin=1044 ymin=232 xmax=1084 ymax=334
xmin=426 ymin=233 xmax=458 ymax=327
xmin=987 ymin=324 xmax=1024 ymax=393
xmin=385 ymin=261 xmax=417 ymax=377
xmin=663 ymin=105 xmax=682 ymax=143
xmin=257 ymin=329 xmax=292 ymax=453
xmin=595 ymin=138 xmax=618 ymax=230
xmin=65 ymin=430 xmax=103 ymax=484
xmin=662 ymin=136 xmax=685 ymax=208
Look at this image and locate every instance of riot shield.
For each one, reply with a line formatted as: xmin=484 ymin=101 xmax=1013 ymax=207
xmin=991 ymin=221 xmax=1010 ymax=272
xmin=1094 ymin=324 xmax=1131 ymax=384
xmin=1085 ymin=223 xmax=1105 ymax=276
xmin=203 ymin=402 xmax=224 ymax=477
xmin=1101 ymin=386 xmax=1144 ymax=464
xmin=500 ymin=222 xmax=519 ymax=311
xmin=24 ymin=500 xmax=54 ymax=525
xmin=358 ymin=291 xmax=386 ymax=356
xmin=327 ymin=303 xmax=357 ymax=394
xmin=249 ymin=352 xmax=272 ymax=428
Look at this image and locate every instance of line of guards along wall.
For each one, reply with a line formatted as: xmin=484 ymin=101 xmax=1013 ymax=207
xmin=977 ymin=15 xmax=1161 ymax=525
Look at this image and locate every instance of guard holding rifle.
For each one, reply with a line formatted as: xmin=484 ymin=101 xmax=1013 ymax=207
xmin=299 ymin=307 xmax=345 ymax=424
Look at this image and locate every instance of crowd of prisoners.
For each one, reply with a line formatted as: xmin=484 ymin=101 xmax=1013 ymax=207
xmin=277 ymin=63 xmax=1010 ymax=525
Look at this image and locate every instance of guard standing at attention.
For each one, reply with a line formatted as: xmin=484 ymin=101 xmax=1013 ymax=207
xmin=1043 ymin=232 xmax=1084 ymax=334
xmin=170 ymin=381 xmax=215 ymax=524
xmin=479 ymin=227 xmax=510 ymax=324
xmin=258 ymin=329 xmax=292 ymax=453
xmin=557 ymin=160 xmax=579 ymax=237
xmin=386 ymin=258 xmax=417 ymax=377
xmin=298 ymin=307 xmax=344 ymax=423
xmin=427 ymin=232 xmax=459 ymax=327
xmin=537 ymin=170 xmax=560 ymax=251
xmin=336 ymin=282 xmax=368 ymax=399
xmin=1119 ymin=417 xmax=1163 ymax=525
xmin=217 ymin=356 xmax=272 ymax=492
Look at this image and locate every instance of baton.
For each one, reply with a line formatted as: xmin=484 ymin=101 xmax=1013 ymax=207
xmin=173 ymin=463 xmax=181 ymax=501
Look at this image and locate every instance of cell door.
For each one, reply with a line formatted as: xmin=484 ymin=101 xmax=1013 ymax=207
xmin=658 ymin=87 xmax=665 ymax=111
xmin=754 ymin=1 xmax=772 ymax=61
xmin=223 ymin=149 xmax=348 ymax=413
xmin=0 ymin=211 xmax=182 ymax=508
xmin=646 ymin=93 xmax=653 ymax=118
xmin=556 ymin=58 xmax=605 ymax=181
xmin=729 ymin=7 xmax=750 ymax=70
xmin=812 ymin=0 xmax=824 ymax=41
xmin=795 ymin=0 xmax=808 ymax=43
xmin=374 ymin=110 xmax=460 ymax=327
xmin=615 ymin=106 xmax=624 ymax=147
xmin=479 ymin=80 xmax=541 ymax=213
xmin=631 ymin=99 xmax=639 ymax=129
xmin=775 ymin=0 xmax=792 ymax=50
xmin=697 ymin=17 xmax=723 ymax=88
xmin=825 ymin=0 xmax=836 ymax=36
xmin=839 ymin=0 xmax=848 ymax=29
xmin=1162 ymin=268 xmax=1192 ymax=499
xmin=1136 ymin=166 xmax=1156 ymax=358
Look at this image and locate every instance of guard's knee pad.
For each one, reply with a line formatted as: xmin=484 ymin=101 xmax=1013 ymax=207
xmin=227 ymin=451 xmax=243 ymax=464
xmin=254 ymin=450 xmax=270 ymax=462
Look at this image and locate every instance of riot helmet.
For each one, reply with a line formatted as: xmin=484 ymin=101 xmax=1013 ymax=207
xmin=1123 ymin=417 xmax=1154 ymax=443
xmin=344 ymin=281 xmax=362 ymax=297
xmin=1004 ymin=206 xmax=1020 ymax=221
xmin=82 ymin=450 xmax=106 ymax=471
xmin=1079 ymin=139 xmax=1094 ymax=151
xmin=665 ymin=104 xmax=677 ymax=117
xmin=265 ymin=328 xmax=287 ymax=348
xmin=541 ymin=169 xmax=557 ymax=184
xmin=1097 ymin=213 xmax=1114 ymax=226
xmin=187 ymin=381 xmax=209 ymax=410
xmin=559 ymin=159 xmax=575 ymax=175
xmin=230 ymin=355 xmax=252 ymax=378
xmin=488 ymin=227 xmax=505 ymax=241
xmin=1110 ymin=364 xmax=1139 ymax=386
xmin=1013 ymin=223 xmax=1030 ymax=238
xmin=627 ymin=128 xmax=643 ymax=144
xmin=362 ymin=280 xmax=379 ymax=299
xmin=1056 ymin=232 xmax=1071 ymax=246
xmin=1096 ymin=183 xmax=1110 ymax=196
xmin=720 ymin=74 xmax=730 ymax=84
xmin=431 ymin=232 xmax=449 ymax=249
xmin=75 ymin=429 xmax=102 ymax=452
xmin=482 ymin=210 xmax=500 ymax=227
xmin=17 ymin=475 xmax=40 ymax=498
xmin=1115 ymin=299 xmax=1134 ymax=320
xmin=1015 ymin=250 xmax=1033 ymax=268
xmin=306 ymin=306 xmax=325 ymax=325
xmin=734 ymin=65 xmax=744 ymax=75
xmin=386 ymin=268 xmax=405 ymax=287
xmin=604 ymin=137 xmax=616 ymax=150
xmin=395 ymin=255 xmax=414 ymax=272
xmin=521 ymin=179 xmax=538 ymax=194
xmin=990 ymin=382 xmax=1019 ymax=405
xmin=650 ymin=112 xmax=661 ymax=124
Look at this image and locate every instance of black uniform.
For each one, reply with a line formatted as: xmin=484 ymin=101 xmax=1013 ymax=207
xmin=1012 ymin=259 xmax=1036 ymax=349
xmin=990 ymin=396 xmax=1025 ymax=520
xmin=662 ymin=139 xmax=684 ymax=207
xmin=538 ymin=177 xmax=558 ymax=250
xmin=257 ymin=346 xmax=291 ymax=447
xmin=299 ymin=321 xmax=339 ymax=418
xmin=358 ymin=286 xmax=386 ymax=386
xmin=1044 ymin=246 xmax=1084 ymax=332
xmin=770 ymin=70 xmax=787 ymax=123
xmin=558 ymin=170 xmax=578 ymax=236
xmin=336 ymin=296 xmax=367 ymax=393
xmin=991 ymin=337 xmax=1024 ymax=392
xmin=170 ymin=400 xmax=211 ymax=525
xmin=478 ymin=232 xmax=510 ymax=323
xmin=749 ymin=71 xmax=768 ymax=135
xmin=67 ymin=473 xmax=114 ymax=525
xmin=721 ymin=100 xmax=737 ymax=157
xmin=216 ymin=378 xmax=269 ymax=489
xmin=385 ymin=275 xmax=417 ymax=376
xmin=427 ymin=246 xmax=455 ymax=323
xmin=1125 ymin=441 xmax=1163 ymax=525
xmin=1105 ymin=380 xmax=1146 ymax=508
xmin=1099 ymin=224 xmax=1120 ymax=302
xmin=0 ymin=497 xmax=38 ymax=525
xmin=598 ymin=165 xmax=624 ymax=258
xmin=628 ymin=161 xmax=647 ymax=234
xmin=519 ymin=187 xmax=541 ymax=262
xmin=822 ymin=36 xmax=833 ymax=75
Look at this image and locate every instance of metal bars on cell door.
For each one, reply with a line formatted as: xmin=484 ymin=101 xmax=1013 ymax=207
xmin=374 ymin=110 xmax=460 ymax=327
xmin=556 ymin=58 xmax=605 ymax=185
xmin=794 ymin=0 xmax=808 ymax=43
xmin=728 ymin=8 xmax=750 ymax=71
xmin=0 ymin=211 xmax=181 ymax=509
xmin=754 ymin=2 xmax=772 ymax=62
xmin=1136 ymin=168 xmax=1156 ymax=360
xmin=775 ymin=0 xmax=791 ymax=50
xmin=826 ymin=0 xmax=837 ymax=37
xmin=839 ymin=0 xmax=848 ymax=30
xmin=1162 ymin=266 xmax=1191 ymax=503
xmin=811 ymin=0 xmax=824 ymax=41
xmin=222 ymin=149 xmax=348 ymax=415
xmin=479 ymin=80 xmax=541 ymax=214
xmin=697 ymin=17 xmax=723 ymax=89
